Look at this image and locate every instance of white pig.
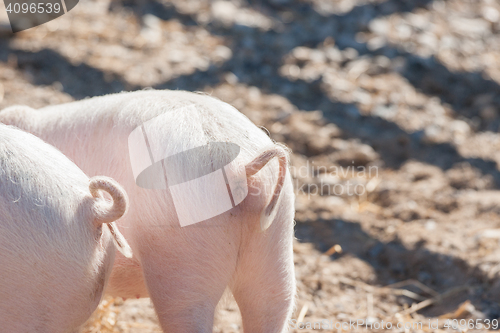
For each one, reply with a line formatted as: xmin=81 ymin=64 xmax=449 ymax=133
xmin=0 ymin=124 xmax=132 ymax=332
xmin=0 ymin=90 xmax=296 ymax=332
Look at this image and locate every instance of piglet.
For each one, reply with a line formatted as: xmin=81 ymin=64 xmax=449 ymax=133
xmin=1 ymin=90 xmax=296 ymax=333
xmin=0 ymin=124 xmax=132 ymax=333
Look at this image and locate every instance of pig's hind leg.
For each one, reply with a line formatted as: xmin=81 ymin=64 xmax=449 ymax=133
xmin=138 ymin=221 xmax=241 ymax=332
xmin=230 ymin=182 xmax=296 ymax=333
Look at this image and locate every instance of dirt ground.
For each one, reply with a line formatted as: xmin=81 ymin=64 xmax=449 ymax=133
xmin=1 ymin=0 xmax=500 ymax=332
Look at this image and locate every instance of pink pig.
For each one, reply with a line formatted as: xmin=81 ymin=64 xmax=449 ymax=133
xmin=0 ymin=90 xmax=296 ymax=332
xmin=0 ymin=124 xmax=132 ymax=332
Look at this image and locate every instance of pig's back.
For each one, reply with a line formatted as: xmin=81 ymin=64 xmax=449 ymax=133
xmin=38 ymin=90 xmax=273 ymax=159
xmin=35 ymin=91 xmax=283 ymax=230
xmin=37 ymin=90 xmax=279 ymax=187
xmin=0 ymin=125 xmax=90 ymax=234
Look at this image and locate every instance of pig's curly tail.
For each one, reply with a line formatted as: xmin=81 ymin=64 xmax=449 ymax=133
xmin=246 ymin=145 xmax=289 ymax=231
xmin=90 ymin=176 xmax=129 ymax=224
xmin=89 ymin=176 xmax=132 ymax=258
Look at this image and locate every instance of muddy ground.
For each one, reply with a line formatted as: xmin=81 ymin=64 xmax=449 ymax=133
xmin=1 ymin=0 xmax=500 ymax=332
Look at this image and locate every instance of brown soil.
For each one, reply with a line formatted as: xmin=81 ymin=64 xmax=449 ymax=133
xmin=1 ymin=0 xmax=500 ymax=332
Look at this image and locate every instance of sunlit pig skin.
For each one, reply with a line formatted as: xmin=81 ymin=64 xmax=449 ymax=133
xmin=0 ymin=124 xmax=132 ymax=333
xmin=0 ymin=90 xmax=296 ymax=333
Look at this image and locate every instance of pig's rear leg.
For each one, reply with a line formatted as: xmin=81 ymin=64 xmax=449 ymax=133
xmin=139 ymin=225 xmax=240 ymax=332
xmin=230 ymin=193 xmax=296 ymax=333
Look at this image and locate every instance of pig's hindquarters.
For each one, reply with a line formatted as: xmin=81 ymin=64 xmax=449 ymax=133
xmin=87 ymin=138 xmax=295 ymax=333
xmin=67 ymin=135 xmax=242 ymax=332
xmin=123 ymin=159 xmax=295 ymax=333
xmin=136 ymin=204 xmax=242 ymax=332
xmin=4 ymin=94 xmax=296 ymax=332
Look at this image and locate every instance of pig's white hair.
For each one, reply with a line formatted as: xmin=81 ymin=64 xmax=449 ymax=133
xmin=0 ymin=90 xmax=296 ymax=332
xmin=13 ymin=90 xmax=285 ymax=226
xmin=0 ymin=125 xmax=118 ymax=332
xmin=0 ymin=124 xmax=96 ymax=263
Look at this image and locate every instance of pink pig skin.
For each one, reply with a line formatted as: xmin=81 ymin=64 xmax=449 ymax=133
xmin=0 ymin=125 xmax=131 ymax=332
xmin=0 ymin=90 xmax=296 ymax=333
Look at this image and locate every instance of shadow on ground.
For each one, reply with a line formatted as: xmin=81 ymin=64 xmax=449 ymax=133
xmin=295 ymin=217 xmax=500 ymax=319
xmin=1 ymin=0 xmax=500 ymax=320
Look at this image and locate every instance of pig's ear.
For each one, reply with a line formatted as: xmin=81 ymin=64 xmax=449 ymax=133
xmin=246 ymin=145 xmax=289 ymax=231
xmin=0 ymin=105 xmax=36 ymax=128
xmin=89 ymin=176 xmax=133 ymax=258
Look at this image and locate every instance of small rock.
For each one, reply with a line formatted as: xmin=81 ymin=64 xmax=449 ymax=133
xmin=373 ymin=104 xmax=397 ymax=119
xmin=224 ymin=72 xmax=238 ymax=85
xmin=211 ymin=1 xmax=238 ymax=23
xmin=450 ymin=120 xmax=471 ymax=142
xmin=325 ymin=47 xmax=343 ymax=62
xmin=342 ymin=48 xmax=359 ymax=61
xmin=425 ymin=220 xmax=436 ymax=231
xmin=482 ymin=6 xmax=500 ymax=23
xmin=477 ymin=229 xmax=500 ymax=239
xmin=214 ymin=45 xmax=233 ymax=62
xmin=293 ymin=47 xmax=312 ymax=61
xmin=450 ymin=17 xmax=490 ymax=36
xmin=309 ymin=49 xmax=326 ymax=64
xmin=369 ymin=19 xmax=390 ymax=35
